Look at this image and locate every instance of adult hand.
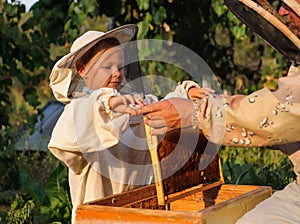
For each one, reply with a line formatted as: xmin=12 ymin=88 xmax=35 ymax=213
xmin=109 ymin=94 xmax=145 ymax=115
xmin=188 ymin=87 xmax=215 ymax=100
xmin=137 ymin=98 xmax=194 ymax=135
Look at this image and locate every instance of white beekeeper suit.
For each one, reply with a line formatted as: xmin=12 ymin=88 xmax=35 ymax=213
xmin=48 ymin=24 xmax=200 ymax=224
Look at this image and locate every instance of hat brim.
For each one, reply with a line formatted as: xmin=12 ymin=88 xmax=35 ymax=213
xmin=225 ymin=0 xmax=300 ymax=63
xmin=57 ymin=24 xmax=138 ymax=68
xmin=49 ymin=24 xmax=139 ymax=104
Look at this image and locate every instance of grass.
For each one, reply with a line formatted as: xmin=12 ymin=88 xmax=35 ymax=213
xmin=220 ymin=146 xmax=295 ymax=190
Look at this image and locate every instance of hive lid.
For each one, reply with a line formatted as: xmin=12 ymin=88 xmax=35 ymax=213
xmin=224 ymin=0 xmax=300 ymax=63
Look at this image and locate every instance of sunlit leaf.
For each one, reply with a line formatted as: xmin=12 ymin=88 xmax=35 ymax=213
xmin=136 ymin=0 xmax=150 ymax=11
xmin=137 ymin=19 xmax=149 ymax=39
xmin=153 ymin=6 xmax=166 ymax=25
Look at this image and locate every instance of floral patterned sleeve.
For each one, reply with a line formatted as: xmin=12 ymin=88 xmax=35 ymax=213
xmin=198 ymin=65 xmax=300 ymax=147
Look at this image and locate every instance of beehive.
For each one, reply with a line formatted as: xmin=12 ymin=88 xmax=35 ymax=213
xmin=76 ymin=128 xmax=272 ymax=224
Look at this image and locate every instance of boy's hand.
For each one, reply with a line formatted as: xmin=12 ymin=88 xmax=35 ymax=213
xmin=109 ymin=94 xmax=145 ymax=115
xmin=188 ymin=87 xmax=215 ymax=100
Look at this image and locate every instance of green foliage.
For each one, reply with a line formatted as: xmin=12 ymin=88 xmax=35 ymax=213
xmin=1 ymin=165 xmax=69 ymax=223
xmin=136 ymin=0 xmax=150 ymax=11
xmin=0 ymin=0 xmax=296 ymax=223
xmin=19 ymin=171 xmax=46 ymax=207
xmin=40 ymin=163 xmax=71 ymax=223
xmin=0 ymin=126 xmax=19 ymax=191
xmin=63 ymin=0 xmax=97 ymax=43
xmin=6 ymin=196 xmax=35 ymax=224
xmin=220 ymin=147 xmax=295 ymax=190
xmin=18 ymin=162 xmax=71 ymax=223
xmin=106 ymin=0 xmax=287 ymax=97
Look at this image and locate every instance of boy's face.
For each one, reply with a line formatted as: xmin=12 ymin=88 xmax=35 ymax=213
xmin=279 ymin=0 xmax=300 ymax=37
xmin=82 ymin=46 xmax=125 ymax=91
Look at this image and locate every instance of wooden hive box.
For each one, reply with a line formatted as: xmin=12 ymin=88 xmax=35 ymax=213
xmin=76 ymin=128 xmax=272 ymax=224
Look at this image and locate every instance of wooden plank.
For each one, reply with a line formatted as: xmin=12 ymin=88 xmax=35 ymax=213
xmin=76 ymin=205 xmax=206 ymax=224
xmin=200 ymin=185 xmax=272 ymax=224
xmin=86 ymin=184 xmax=157 ymax=207
xmin=166 ymin=180 xmax=223 ymax=204
xmin=144 ymin=118 xmax=166 ymax=206
xmin=169 ymin=184 xmax=271 ymax=212
xmin=76 ymin=185 xmax=272 ymax=224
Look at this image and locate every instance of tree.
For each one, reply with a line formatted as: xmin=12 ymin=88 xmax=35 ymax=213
xmin=0 ymin=0 xmax=291 ymax=222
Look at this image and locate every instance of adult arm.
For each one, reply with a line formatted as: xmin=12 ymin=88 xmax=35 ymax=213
xmin=139 ymin=66 xmax=300 ymax=147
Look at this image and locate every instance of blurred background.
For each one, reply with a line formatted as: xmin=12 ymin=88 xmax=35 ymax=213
xmin=0 ymin=0 xmax=295 ymax=223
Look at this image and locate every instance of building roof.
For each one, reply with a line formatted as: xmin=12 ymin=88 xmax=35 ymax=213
xmin=15 ymin=100 xmax=64 ymax=151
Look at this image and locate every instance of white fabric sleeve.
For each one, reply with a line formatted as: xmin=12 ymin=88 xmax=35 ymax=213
xmin=144 ymin=94 xmax=159 ymax=104
xmin=75 ymin=88 xmax=130 ymax=153
xmin=96 ymin=87 xmax=120 ymax=119
xmin=164 ymin=80 xmax=200 ymax=99
xmin=48 ymin=88 xmax=130 ymax=170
